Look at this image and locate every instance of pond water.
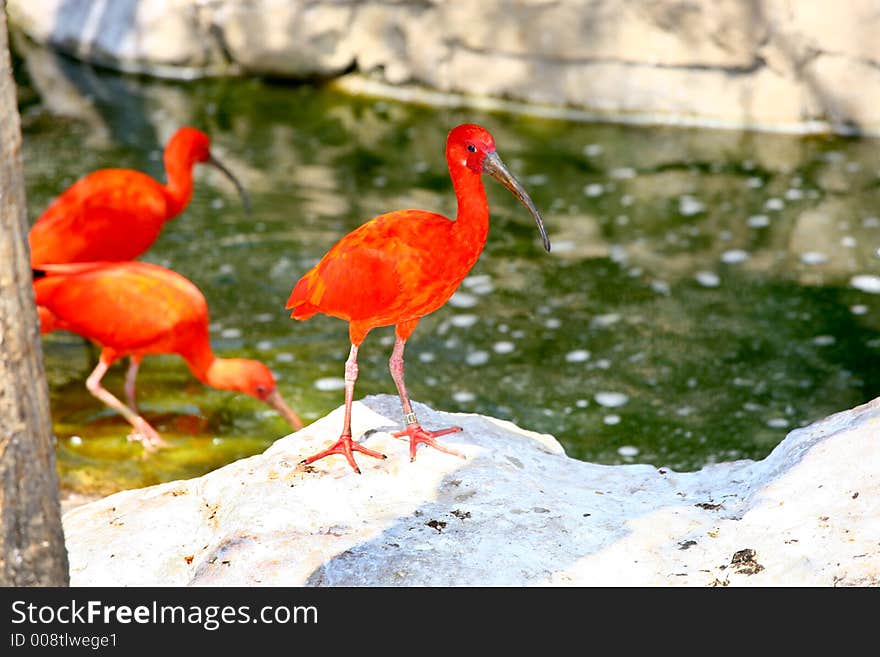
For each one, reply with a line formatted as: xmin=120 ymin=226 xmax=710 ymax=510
xmin=13 ymin=42 xmax=880 ymax=499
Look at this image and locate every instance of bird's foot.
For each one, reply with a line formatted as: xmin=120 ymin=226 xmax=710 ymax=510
xmin=301 ymin=435 xmax=386 ymax=474
xmin=127 ymin=417 xmax=169 ymax=452
xmin=393 ymin=423 xmax=465 ymax=462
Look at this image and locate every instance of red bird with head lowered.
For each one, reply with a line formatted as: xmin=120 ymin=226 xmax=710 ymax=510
xmin=28 ymin=126 xmax=250 ymax=267
xmin=35 ymin=261 xmax=303 ymax=449
xmin=286 ymin=123 xmax=550 ymax=473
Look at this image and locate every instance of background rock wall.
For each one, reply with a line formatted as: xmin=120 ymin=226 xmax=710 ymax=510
xmin=8 ymin=0 xmax=880 ymax=134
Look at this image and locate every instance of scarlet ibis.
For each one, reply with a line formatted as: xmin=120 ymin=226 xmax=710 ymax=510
xmin=34 ymin=261 xmax=303 ymax=449
xmin=28 ymin=126 xmax=251 ymax=267
xmin=286 ymin=123 xmax=550 ymax=473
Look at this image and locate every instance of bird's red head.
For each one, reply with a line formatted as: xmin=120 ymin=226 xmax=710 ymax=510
xmin=217 ymin=358 xmax=277 ymax=400
xmin=446 ymin=123 xmax=551 ymax=252
xmin=448 ymin=123 xmax=498 ymax=174
xmin=166 ymin=126 xmax=252 ymax=214
xmin=168 ymin=127 xmax=212 ymax=164
xmin=208 ymin=358 xmax=304 ymax=430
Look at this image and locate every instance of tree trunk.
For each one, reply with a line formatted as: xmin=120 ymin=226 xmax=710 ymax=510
xmin=0 ymin=1 xmax=69 ymax=586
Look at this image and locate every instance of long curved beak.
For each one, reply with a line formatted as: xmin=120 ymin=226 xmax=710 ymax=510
xmin=264 ymin=389 xmax=304 ymax=432
xmin=483 ymin=151 xmax=551 ymax=252
xmin=208 ymin=154 xmax=253 ymax=215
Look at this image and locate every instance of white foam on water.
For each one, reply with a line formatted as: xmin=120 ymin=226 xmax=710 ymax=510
xmin=610 ymin=167 xmax=636 ymax=179
xmin=314 ymin=377 xmax=346 ymax=391
xmin=800 ymin=251 xmax=828 ymax=265
xmin=466 ymin=351 xmax=490 ymax=366
xmin=584 ymin=183 xmax=604 ymax=197
xmin=678 ymin=195 xmax=705 ymax=216
xmin=592 ymin=313 xmax=621 ymax=328
xmin=595 ymin=391 xmax=629 ymax=407
xmin=695 ymin=271 xmax=721 ymax=287
xmin=451 ymin=314 xmax=479 ymax=328
xmin=851 ymin=275 xmax=880 ymax=294
xmin=449 ymin=291 xmax=478 ymax=308
xmin=721 ymin=249 xmax=750 ymax=264
xmin=565 ymin=349 xmax=591 ymax=363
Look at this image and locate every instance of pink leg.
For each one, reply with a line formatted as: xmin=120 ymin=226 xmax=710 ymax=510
xmin=86 ymin=355 xmax=168 ymax=451
xmin=389 ymin=334 xmax=464 ymax=462
xmin=124 ymin=357 xmax=141 ymax=412
xmin=301 ymin=343 xmax=385 ymax=474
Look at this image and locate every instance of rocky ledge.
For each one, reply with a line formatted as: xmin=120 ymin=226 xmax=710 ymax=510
xmin=8 ymin=1 xmax=880 ymax=134
xmin=62 ymin=393 xmax=878 ymax=586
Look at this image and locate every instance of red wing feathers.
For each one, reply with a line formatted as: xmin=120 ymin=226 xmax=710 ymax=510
xmin=29 ymin=170 xmax=169 ymax=266
xmin=34 ymin=262 xmax=207 ymax=353
xmin=287 ymin=210 xmax=458 ymax=325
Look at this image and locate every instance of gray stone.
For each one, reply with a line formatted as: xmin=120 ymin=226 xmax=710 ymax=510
xmin=9 ymin=1 xmax=880 ymax=134
xmin=62 ymin=393 xmax=880 ymax=586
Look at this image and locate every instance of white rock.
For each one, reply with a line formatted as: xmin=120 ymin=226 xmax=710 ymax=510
xmin=61 ymin=394 xmax=880 ymax=586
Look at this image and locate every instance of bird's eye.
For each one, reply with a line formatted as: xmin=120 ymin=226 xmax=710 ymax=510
xmin=467 ymin=144 xmax=477 ymax=153
xmin=256 ymin=385 xmax=267 ymax=395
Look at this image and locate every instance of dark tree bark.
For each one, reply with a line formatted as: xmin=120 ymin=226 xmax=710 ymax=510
xmin=0 ymin=1 xmax=69 ymax=586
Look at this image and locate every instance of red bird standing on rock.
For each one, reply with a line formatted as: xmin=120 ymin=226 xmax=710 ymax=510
xmin=28 ymin=126 xmax=250 ymax=267
xmin=286 ymin=123 xmax=550 ymax=473
xmin=35 ymin=261 xmax=303 ymax=449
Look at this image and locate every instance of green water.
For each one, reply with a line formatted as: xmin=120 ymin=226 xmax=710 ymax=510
xmin=14 ymin=45 xmax=880 ymax=498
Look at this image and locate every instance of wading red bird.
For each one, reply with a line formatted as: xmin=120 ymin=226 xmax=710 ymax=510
xmin=286 ymin=123 xmax=550 ymax=473
xmin=29 ymin=126 xmax=250 ymax=267
xmin=35 ymin=261 xmax=303 ymax=449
